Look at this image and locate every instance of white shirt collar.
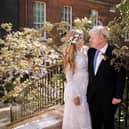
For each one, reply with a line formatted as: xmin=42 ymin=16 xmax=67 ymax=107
xmin=99 ymin=43 xmax=108 ymax=54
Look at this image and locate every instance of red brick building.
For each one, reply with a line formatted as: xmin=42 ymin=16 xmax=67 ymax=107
xmin=0 ymin=0 xmax=120 ymax=38
xmin=19 ymin=0 xmax=120 ymax=28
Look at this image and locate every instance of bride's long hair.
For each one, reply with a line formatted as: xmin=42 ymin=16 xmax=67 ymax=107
xmin=64 ymin=44 xmax=76 ymax=74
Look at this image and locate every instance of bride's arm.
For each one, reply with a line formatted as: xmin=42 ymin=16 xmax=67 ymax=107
xmin=65 ymin=65 xmax=81 ymax=105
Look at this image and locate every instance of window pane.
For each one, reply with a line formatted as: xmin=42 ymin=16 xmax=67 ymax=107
xmin=33 ymin=1 xmax=46 ymax=37
xmin=89 ymin=9 xmax=99 ymax=26
xmin=61 ymin=6 xmax=72 ymax=29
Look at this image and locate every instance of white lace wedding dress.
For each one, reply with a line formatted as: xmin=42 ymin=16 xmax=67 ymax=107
xmin=62 ymin=50 xmax=92 ymax=129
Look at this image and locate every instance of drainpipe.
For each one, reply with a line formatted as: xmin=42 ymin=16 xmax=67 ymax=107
xmin=25 ymin=0 xmax=28 ymax=27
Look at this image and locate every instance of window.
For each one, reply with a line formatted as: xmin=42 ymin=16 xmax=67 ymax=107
xmin=33 ymin=1 xmax=46 ymax=37
xmin=89 ymin=9 xmax=99 ymax=26
xmin=61 ymin=6 xmax=72 ymax=29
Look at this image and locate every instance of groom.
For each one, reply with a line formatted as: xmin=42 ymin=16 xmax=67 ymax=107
xmin=87 ymin=25 xmax=126 ymax=129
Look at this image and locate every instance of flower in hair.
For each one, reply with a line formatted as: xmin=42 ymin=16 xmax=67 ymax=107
xmin=61 ymin=29 xmax=84 ymax=44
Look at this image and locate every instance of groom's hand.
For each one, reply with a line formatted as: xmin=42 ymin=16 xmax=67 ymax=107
xmin=112 ymin=98 xmax=122 ymax=105
xmin=73 ymin=96 xmax=80 ymax=106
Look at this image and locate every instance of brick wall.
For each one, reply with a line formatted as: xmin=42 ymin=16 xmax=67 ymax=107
xmin=18 ymin=0 xmax=119 ymax=27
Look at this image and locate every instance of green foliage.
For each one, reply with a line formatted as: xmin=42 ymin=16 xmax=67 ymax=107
xmin=109 ymin=1 xmax=129 ymax=123
xmin=111 ymin=46 xmax=129 ymax=71
xmin=108 ymin=0 xmax=129 ymax=46
xmin=116 ymin=0 xmax=129 ymax=17
xmin=108 ymin=0 xmax=129 ymax=71
xmin=53 ymin=73 xmax=65 ymax=81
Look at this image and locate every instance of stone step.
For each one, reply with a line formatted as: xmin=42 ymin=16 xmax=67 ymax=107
xmin=0 ymin=107 xmax=10 ymax=129
xmin=0 ymin=118 xmax=9 ymax=123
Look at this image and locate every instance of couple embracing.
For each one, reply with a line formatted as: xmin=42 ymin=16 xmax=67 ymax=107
xmin=62 ymin=25 xmax=126 ymax=129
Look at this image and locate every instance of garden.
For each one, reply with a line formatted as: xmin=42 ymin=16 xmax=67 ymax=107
xmin=0 ymin=0 xmax=128 ymax=128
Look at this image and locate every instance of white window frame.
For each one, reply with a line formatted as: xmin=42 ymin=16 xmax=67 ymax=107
xmin=33 ymin=1 xmax=46 ymax=38
xmin=89 ymin=9 xmax=99 ymax=26
xmin=61 ymin=6 xmax=72 ymax=30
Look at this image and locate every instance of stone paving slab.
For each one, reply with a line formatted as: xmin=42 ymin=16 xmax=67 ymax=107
xmin=7 ymin=105 xmax=64 ymax=129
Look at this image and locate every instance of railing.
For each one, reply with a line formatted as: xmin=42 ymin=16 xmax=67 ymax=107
xmin=115 ymin=74 xmax=129 ymax=129
xmin=9 ymin=63 xmax=129 ymax=129
xmin=10 ymin=63 xmax=64 ymax=124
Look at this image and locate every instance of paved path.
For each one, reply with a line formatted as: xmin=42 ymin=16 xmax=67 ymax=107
xmin=8 ymin=105 xmax=64 ymax=129
xmin=0 ymin=105 xmax=127 ymax=129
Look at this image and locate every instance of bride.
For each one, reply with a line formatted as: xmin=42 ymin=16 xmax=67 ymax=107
xmin=62 ymin=29 xmax=92 ymax=129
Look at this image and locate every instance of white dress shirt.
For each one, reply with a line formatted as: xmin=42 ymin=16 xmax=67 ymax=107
xmin=94 ymin=43 xmax=108 ymax=75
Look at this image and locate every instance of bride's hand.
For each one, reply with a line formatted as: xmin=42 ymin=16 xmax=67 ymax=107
xmin=73 ymin=96 xmax=80 ymax=106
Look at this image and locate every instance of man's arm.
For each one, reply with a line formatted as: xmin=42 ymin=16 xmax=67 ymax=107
xmin=112 ymin=66 xmax=126 ymax=104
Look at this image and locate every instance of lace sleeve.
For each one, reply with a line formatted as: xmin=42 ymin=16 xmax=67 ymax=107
xmin=65 ymin=64 xmax=73 ymax=82
xmin=64 ymin=65 xmax=82 ymax=103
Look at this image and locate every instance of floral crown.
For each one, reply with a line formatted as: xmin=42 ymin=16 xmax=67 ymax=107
xmin=63 ymin=29 xmax=84 ymax=44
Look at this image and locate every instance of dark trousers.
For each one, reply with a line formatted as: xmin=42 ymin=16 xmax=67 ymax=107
xmin=89 ymin=100 xmax=117 ymax=129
